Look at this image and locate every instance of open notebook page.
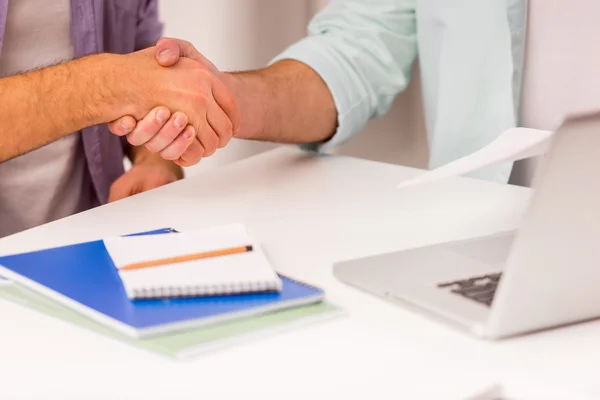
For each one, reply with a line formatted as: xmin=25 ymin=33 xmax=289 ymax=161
xmin=103 ymin=223 xmax=282 ymax=299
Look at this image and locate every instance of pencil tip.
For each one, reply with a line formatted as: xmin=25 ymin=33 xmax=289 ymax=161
xmin=246 ymin=245 xmax=253 ymax=251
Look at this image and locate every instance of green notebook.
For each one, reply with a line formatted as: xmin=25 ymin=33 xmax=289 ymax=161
xmin=0 ymin=283 xmax=342 ymax=359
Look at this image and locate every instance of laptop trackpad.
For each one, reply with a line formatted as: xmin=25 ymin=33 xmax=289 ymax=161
xmin=445 ymin=233 xmax=515 ymax=267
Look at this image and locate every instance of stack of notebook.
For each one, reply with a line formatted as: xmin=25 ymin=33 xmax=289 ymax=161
xmin=0 ymin=225 xmax=340 ymax=359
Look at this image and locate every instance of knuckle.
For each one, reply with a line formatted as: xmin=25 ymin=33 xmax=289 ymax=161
xmin=144 ymin=141 xmax=161 ymax=153
xmin=175 ymin=111 xmax=189 ymax=122
xmin=136 ymin=130 xmax=154 ymax=144
xmin=172 ymin=113 xmax=189 ymax=132
xmin=195 ymin=143 xmax=206 ymax=158
xmin=192 ymin=93 xmax=210 ymax=108
xmin=182 ymin=150 xmax=199 ymax=165
xmin=150 ymin=119 xmax=164 ymax=130
xmin=208 ymin=130 xmax=220 ymax=147
xmin=164 ymin=131 xmax=179 ymax=145
xmin=203 ymin=135 xmax=219 ymax=155
xmin=155 ymin=131 xmax=175 ymax=149
xmin=218 ymin=134 xmax=231 ymax=148
xmin=163 ymin=138 xmax=189 ymax=160
xmin=223 ymin=118 xmax=233 ymax=135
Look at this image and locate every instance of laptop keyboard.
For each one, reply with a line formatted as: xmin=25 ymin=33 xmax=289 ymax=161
xmin=437 ymin=273 xmax=502 ymax=307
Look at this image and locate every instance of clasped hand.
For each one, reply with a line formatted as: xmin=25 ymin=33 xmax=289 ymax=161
xmin=109 ymin=38 xmax=239 ymax=167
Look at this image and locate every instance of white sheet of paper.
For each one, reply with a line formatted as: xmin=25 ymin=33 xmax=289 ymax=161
xmin=397 ymin=128 xmax=554 ymax=188
xmin=103 ymin=223 xmax=282 ymax=299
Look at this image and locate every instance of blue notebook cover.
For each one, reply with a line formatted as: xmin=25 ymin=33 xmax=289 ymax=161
xmin=0 ymin=228 xmax=323 ymax=338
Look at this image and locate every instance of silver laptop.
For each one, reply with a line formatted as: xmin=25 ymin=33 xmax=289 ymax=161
xmin=334 ymin=112 xmax=600 ymax=339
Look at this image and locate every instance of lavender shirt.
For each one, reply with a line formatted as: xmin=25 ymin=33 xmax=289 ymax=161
xmin=0 ymin=0 xmax=163 ymax=205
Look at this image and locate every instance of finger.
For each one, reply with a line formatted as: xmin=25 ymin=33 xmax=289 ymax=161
xmin=159 ymin=125 xmax=196 ymax=161
xmin=207 ymin=104 xmax=234 ymax=148
xmin=173 ymin=137 xmax=205 ymax=167
xmin=196 ymin=121 xmax=220 ymax=158
xmin=126 ymin=106 xmax=171 ymax=147
xmin=156 ymin=37 xmax=218 ymax=72
xmin=109 ymin=116 xmax=137 ymax=136
xmin=210 ymin=76 xmax=240 ymax=136
xmin=144 ymin=112 xmax=188 ymax=153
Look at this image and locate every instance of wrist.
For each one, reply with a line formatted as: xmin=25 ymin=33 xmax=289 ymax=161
xmin=93 ymin=52 xmax=156 ymax=123
xmin=221 ymin=71 xmax=267 ymax=140
xmin=72 ymin=53 xmax=128 ymax=125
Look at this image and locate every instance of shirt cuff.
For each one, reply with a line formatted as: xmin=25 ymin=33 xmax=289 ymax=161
xmin=270 ymin=36 xmax=370 ymax=153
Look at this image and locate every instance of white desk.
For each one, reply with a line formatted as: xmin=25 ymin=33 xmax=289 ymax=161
xmin=0 ymin=148 xmax=596 ymax=399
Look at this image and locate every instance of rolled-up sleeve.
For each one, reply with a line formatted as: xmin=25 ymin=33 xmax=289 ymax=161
xmin=270 ymin=0 xmax=418 ymax=152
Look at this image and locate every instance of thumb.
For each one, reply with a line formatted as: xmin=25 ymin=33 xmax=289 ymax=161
xmin=108 ymin=176 xmax=135 ymax=203
xmin=108 ymin=116 xmax=137 ymax=136
xmin=155 ymin=37 xmax=218 ymax=73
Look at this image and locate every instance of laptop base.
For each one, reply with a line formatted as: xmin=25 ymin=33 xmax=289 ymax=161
xmin=333 ymin=233 xmax=514 ymax=337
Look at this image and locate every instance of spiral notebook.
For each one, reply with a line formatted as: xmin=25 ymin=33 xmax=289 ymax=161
xmin=0 ymin=228 xmax=324 ymax=338
xmin=103 ymin=224 xmax=282 ymax=299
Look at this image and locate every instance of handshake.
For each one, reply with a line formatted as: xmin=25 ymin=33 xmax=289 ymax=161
xmin=107 ymin=38 xmax=241 ymax=167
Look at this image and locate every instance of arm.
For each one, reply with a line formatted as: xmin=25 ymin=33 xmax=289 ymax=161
xmin=233 ymin=0 xmax=418 ymax=149
xmin=0 ymin=46 xmax=235 ymax=164
xmin=0 ymin=54 xmax=119 ymax=162
xmin=113 ymin=0 xmax=418 ymax=151
xmin=221 ymin=60 xmax=337 ymax=144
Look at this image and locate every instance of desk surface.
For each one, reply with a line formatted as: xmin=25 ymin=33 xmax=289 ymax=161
xmin=0 ymin=148 xmax=596 ymax=399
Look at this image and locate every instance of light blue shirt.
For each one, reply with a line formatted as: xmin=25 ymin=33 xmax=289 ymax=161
xmin=272 ymin=0 xmax=528 ymax=183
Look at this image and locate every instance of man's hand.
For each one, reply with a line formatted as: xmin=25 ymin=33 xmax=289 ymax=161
xmin=108 ymin=148 xmax=183 ymax=203
xmin=112 ymin=105 xmax=197 ymax=165
xmin=110 ymin=40 xmax=240 ymax=167
xmin=112 ymin=39 xmax=337 ymax=151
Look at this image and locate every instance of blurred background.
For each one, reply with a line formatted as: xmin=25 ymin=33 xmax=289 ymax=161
xmin=159 ymin=0 xmax=429 ymax=176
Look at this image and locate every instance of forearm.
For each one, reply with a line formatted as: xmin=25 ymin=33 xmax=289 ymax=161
xmin=222 ymin=60 xmax=337 ymax=144
xmin=0 ymin=53 xmax=128 ymax=162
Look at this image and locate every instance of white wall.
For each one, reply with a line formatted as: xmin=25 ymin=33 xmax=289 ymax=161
xmin=510 ymin=0 xmax=600 ymax=186
xmin=159 ymin=0 xmax=429 ymax=175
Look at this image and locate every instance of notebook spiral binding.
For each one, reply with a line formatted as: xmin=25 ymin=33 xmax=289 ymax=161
xmin=132 ymin=280 xmax=282 ymax=299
